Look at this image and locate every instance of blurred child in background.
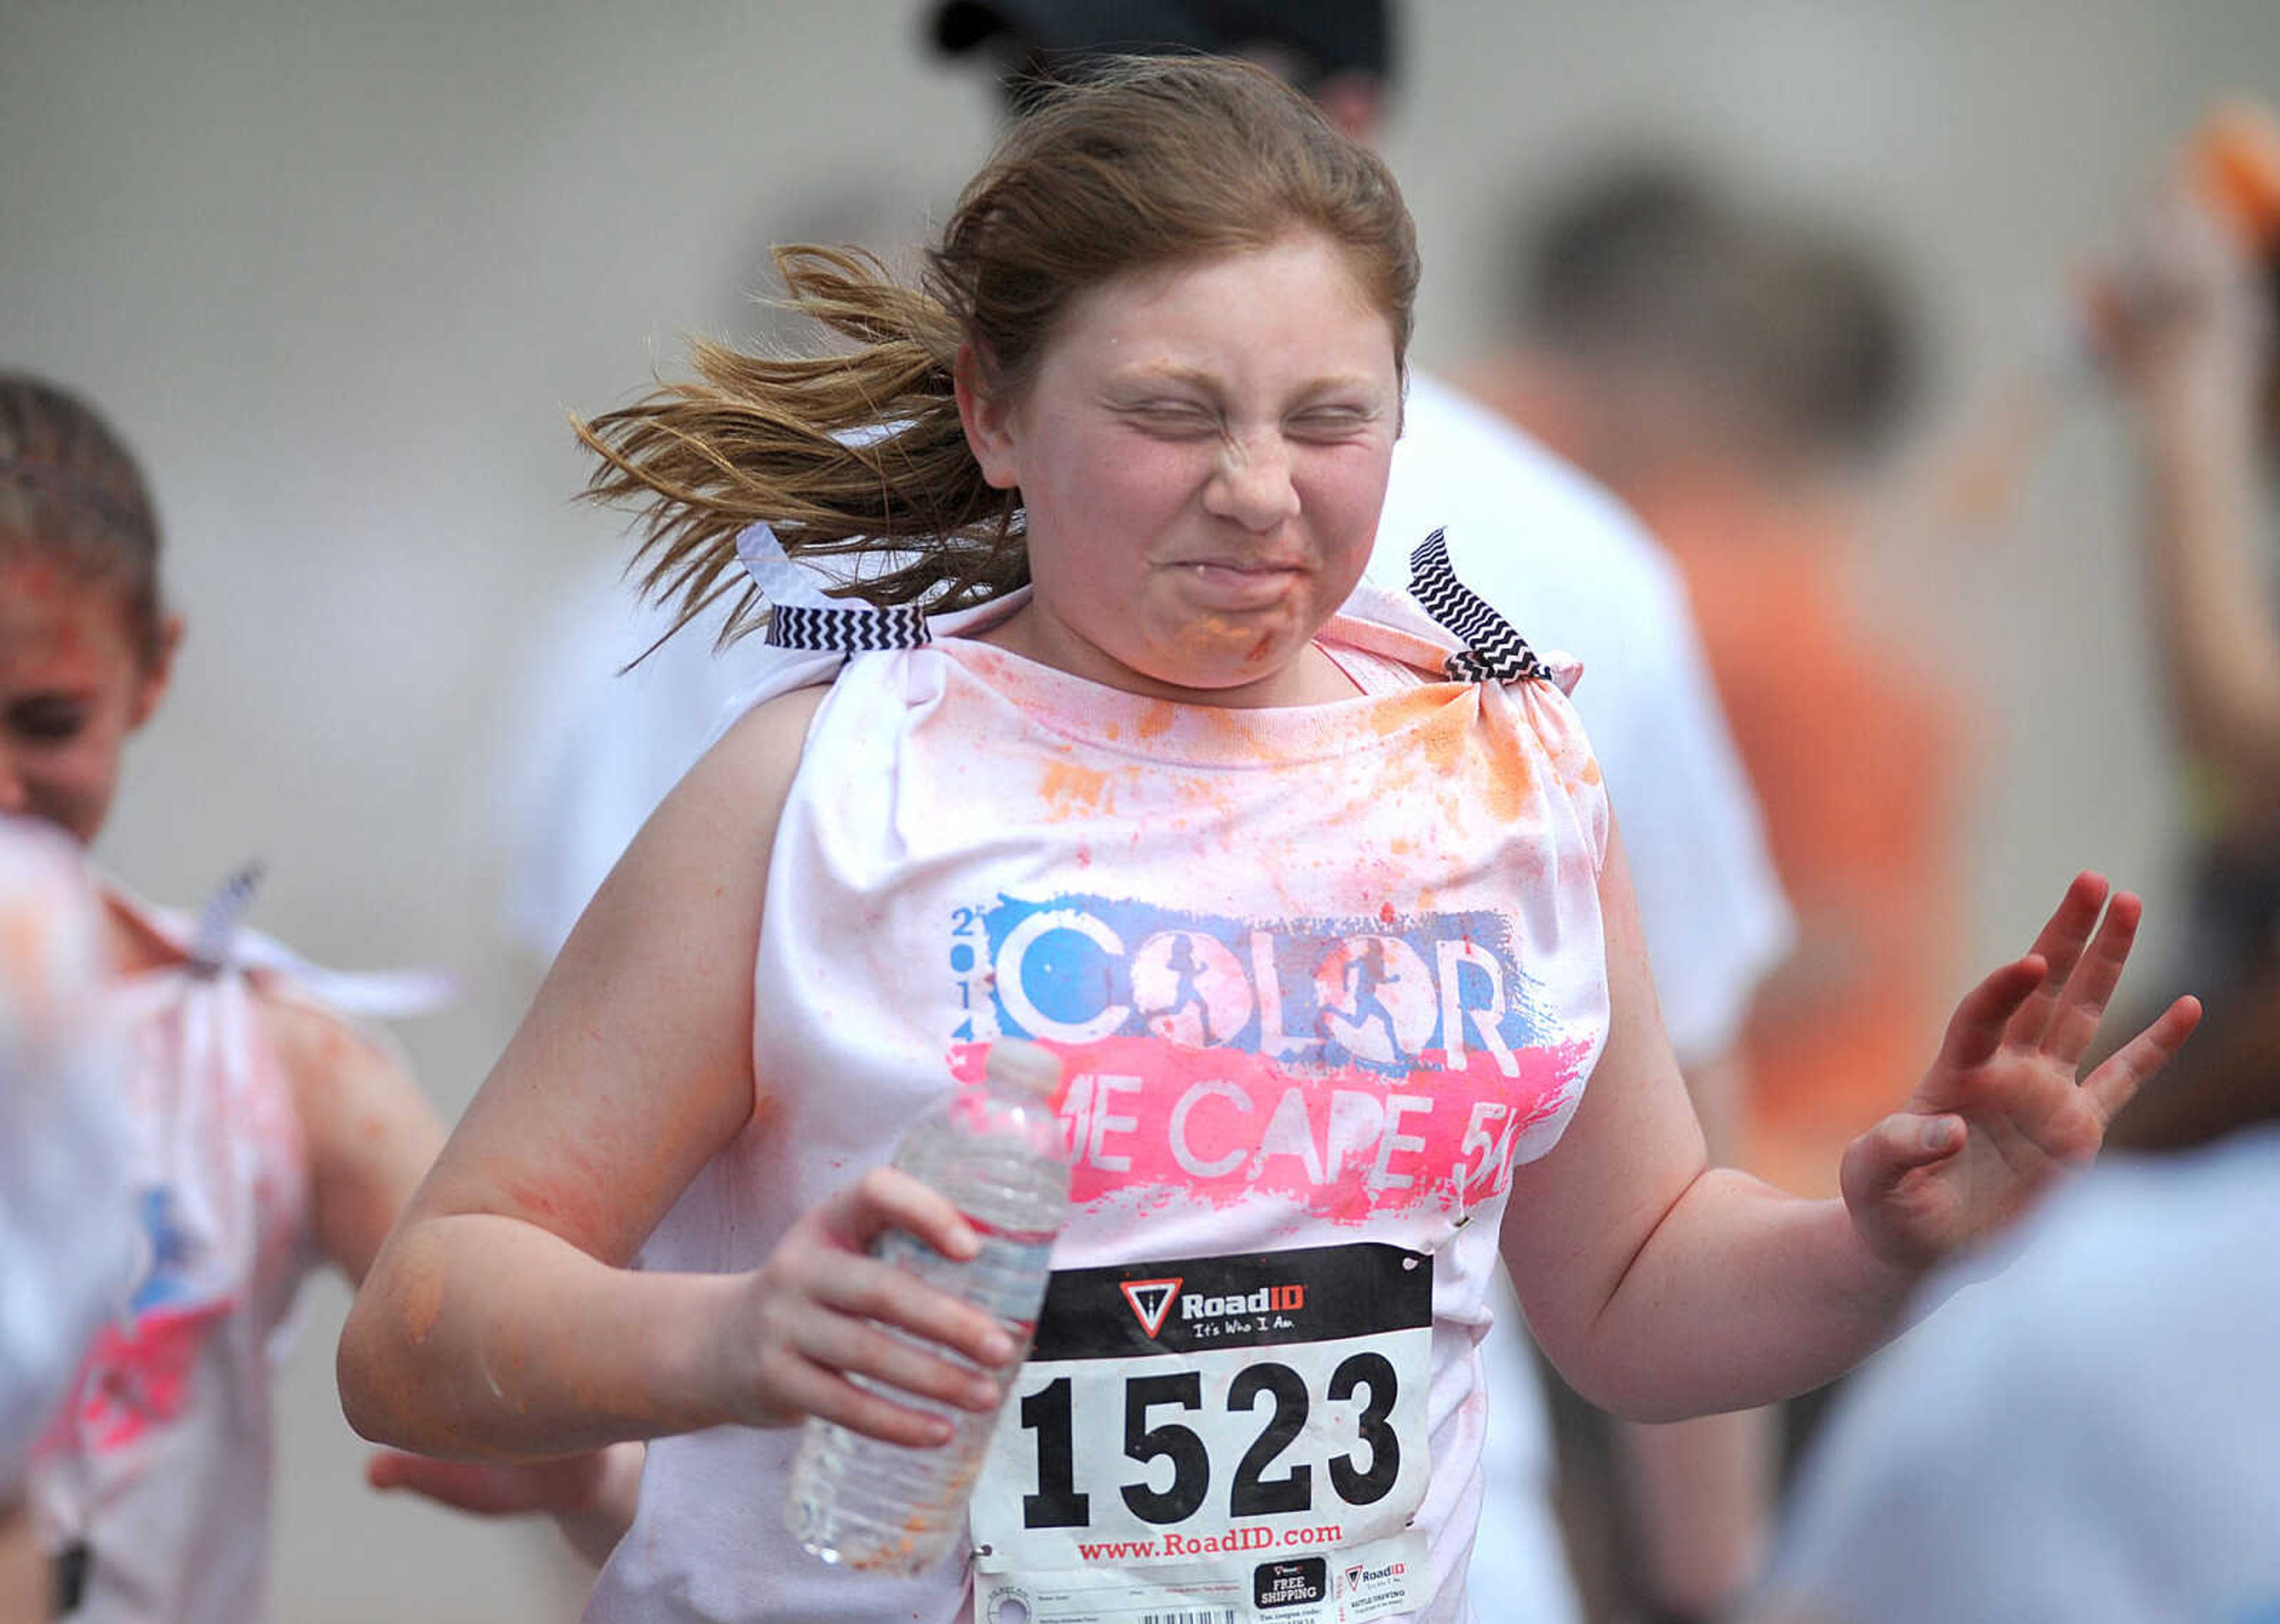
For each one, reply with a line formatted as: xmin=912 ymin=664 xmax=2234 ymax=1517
xmin=0 ymin=822 xmax=135 ymax=1624
xmin=1460 ymin=166 xmax=1971 ymax=1621
xmin=1468 ymin=165 xmax=1968 ymax=1204
xmin=0 ymin=374 xmax=631 ymax=1619
xmin=1743 ymin=110 xmax=2280 ymax=1624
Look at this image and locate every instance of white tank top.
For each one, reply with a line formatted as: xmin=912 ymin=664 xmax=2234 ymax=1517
xmin=0 ymin=823 xmax=137 ymax=1489
xmin=591 ymin=556 xmax=1611 ymax=1624
xmin=28 ymin=884 xmax=319 ymax=1624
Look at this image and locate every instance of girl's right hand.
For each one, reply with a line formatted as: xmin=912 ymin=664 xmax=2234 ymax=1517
xmin=722 ymin=1166 xmax=1022 ymax=1446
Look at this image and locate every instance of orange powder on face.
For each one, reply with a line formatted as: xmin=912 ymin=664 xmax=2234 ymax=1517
xmin=1169 ymin=613 xmax=1265 ymax=665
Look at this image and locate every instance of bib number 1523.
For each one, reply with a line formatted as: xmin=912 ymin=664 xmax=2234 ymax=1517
xmin=970 ymin=1244 xmax=1433 ymax=1573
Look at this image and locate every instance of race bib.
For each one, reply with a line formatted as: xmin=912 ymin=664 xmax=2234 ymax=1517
xmin=972 ymin=1244 xmax=1433 ymax=1623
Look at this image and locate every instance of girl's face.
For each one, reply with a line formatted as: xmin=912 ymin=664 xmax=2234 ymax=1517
xmin=958 ymin=229 xmax=1401 ymax=706
xmin=0 ymin=549 xmax=173 ymax=846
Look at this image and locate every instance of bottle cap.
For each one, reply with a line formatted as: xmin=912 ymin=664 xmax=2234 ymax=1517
xmin=984 ymin=1039 xmax=1063 ymax=1099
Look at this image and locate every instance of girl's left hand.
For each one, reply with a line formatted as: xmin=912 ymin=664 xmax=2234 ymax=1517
xmin=1840 ymin=873 xmax=2202 ymax=1271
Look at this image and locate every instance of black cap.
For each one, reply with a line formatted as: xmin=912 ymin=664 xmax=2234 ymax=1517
xmin=930 ymin=0 xmax=1392 ymax=86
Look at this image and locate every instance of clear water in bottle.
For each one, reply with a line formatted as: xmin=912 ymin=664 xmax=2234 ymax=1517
xmin=786 ymin=1041 xmax=1071 ymax=1574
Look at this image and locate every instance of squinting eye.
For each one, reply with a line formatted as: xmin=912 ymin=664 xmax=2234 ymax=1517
xmin=1128 ymin=404 xmax=1214 ymax=433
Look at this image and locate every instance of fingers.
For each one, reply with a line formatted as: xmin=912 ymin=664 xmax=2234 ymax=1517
xmin=755 ymin=1346 xmax=968 ymax=1449
xmin=803 ymin=1260 xmax=1013 ymax=1394
xmin=746 ymin=1167 xmax=1027 ymax=1448
xmin=753 ymin=1261 xmax=1014 ymax=1447
xmin=1939 ymin=954 xmax=2048 ymax=1072
xmin=1841 ymin=1111 xmax=1966 ymax=1208
xmin=2003 ymin=873 xmax=2110 ymax=1050
xmin=818 ymin=1166 xmax=980 ymax=1263
xmin=2082 ymin=994 xmax=2203 ymax=1120
xmin=2040 ymin=890 xmax=2144 ymax=1067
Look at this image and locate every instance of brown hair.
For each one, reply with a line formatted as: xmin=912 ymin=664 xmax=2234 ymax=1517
xmin=0 ymin=375 xmax=167 ymax=666
xmin=578 ymin=53 xmax=1418 ymax=650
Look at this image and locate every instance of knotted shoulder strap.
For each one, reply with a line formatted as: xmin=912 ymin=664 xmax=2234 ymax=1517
xmin=1405 ymin=528 xmax=1553 ymax=685
xmin=740 ymin=525 xmax=932 ymax=655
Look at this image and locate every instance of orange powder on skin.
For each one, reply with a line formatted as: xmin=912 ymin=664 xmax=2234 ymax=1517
xmin=399 ymin=1258 xmax=446 ymax=1347
xmin=1168 ymin=613 xmax=1272 ymax=667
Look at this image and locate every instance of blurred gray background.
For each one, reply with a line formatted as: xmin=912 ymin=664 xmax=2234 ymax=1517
xmin=5 ymin=1 xmax=2273 ymax=1616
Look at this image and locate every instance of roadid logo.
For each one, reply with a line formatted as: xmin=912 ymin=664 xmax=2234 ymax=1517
xmin=1345 ymin=1558 xmax=1407 ymax=1590
xmin=1179 ymin=1282 xmax=1304 ymax=1323
xmin=1119 ymin=1277 xmax=1182 ymax=1338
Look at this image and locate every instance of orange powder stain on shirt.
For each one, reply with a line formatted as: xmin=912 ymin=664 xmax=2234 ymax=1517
xmin=1040 ymin=761 xmax=1114 ymax=820
xmin=1365 ymin=687 xmax=1447 ymax=737
xmin=1420 ymin=716 xmax=1467 ymax=775
xmin=1136 ymin=703 xmax=1176 ymax=740
xmin=1479 ymin=736 xmax=1538 ymax=826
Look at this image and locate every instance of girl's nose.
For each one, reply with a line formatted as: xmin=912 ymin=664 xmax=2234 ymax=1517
xmin=1202 ymin=432 xmax=1301 ymax=532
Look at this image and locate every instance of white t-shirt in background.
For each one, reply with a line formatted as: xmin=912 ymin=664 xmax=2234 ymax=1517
xmin=1762 ymin=1130 xmax=2280 ymax=1624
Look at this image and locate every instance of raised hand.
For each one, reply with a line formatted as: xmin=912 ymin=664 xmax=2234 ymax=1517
xmin=1841 ymin=873 xmax=2202 ymax=1270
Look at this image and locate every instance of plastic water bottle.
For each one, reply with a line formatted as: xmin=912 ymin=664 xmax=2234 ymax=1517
xmin=785 ymin=1040 xmax=1071 ymax=1574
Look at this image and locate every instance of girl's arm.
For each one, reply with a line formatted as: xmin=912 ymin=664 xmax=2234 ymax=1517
xmin=2103 ymin=186 xmax=2280 ymax=830
xmin=264 ymin=994 xmax=446 ymax=1286
xmin=363 ymin=1442 xmax=647 ymax=1569
xmin=1502 ymin=825 xmax=2199 ymax=1422
xmin=270 ymin=978 xmax=645 ymax=1560
xmin=337 ymin=686 xmax=1016 ymax=1464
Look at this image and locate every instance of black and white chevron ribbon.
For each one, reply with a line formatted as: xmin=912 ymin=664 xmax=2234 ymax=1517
xmin=764 ymin=600 xmax=931 ymax=654
xmin=1406 ymin=528 xmax=1550 ymax=685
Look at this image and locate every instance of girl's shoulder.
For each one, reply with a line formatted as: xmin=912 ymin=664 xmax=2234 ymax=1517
xmin=678 ymin=680 xmax=834 ymax=827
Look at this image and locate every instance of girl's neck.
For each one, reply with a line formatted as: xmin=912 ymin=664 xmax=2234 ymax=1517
xmin=99 ymin=885 xmax=189 ymax=978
